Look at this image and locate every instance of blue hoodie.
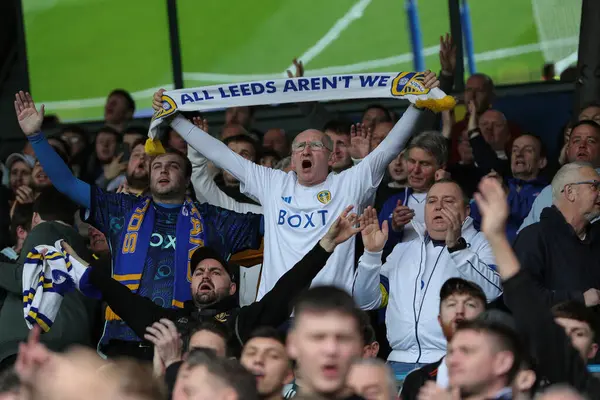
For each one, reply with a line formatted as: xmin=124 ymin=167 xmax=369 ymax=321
xmin=470 ymin=177 xmax=547 ymax=243
xmin=378 ymin=187 xmax=414 ymax=258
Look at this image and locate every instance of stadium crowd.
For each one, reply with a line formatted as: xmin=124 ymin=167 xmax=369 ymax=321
xmin=1 ymin=33 xmax=600 ymax=400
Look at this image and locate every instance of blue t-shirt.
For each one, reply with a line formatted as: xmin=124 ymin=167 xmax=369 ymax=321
xmin=87 ymin=187 xmax=262 ymax=343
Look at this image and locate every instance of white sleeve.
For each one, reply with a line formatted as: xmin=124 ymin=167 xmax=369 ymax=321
xmin=448 ymin=235 xmax=503 ymax=301
xmin=188 ymin=145 xmax=263 ymax=214
xmin=353 ymin=250 xmax=385 ymax=310
xmin=342 ymin=106 xmax=425 ymax=203
xmin=171 ymin=115 xmax=283 ymax=201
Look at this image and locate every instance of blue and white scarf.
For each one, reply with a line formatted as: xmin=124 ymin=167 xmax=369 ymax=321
xmin=146 ymin=72 xmax=455 ymax=154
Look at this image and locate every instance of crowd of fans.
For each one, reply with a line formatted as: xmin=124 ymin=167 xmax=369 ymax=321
xmin=0 ymin=33 xmax=600 ymax=400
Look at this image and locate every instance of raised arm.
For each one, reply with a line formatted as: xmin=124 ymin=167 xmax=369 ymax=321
xmin=235 ymin=206 xmax=362 ymax=343
xmin=353 ymin=207 xmax=389 ymax=310
xmin=474 ymin=178 xmax=600 ymax=394
xmin=14 ymin=91 xmax=90 ymax=208
xmin=187 ymin=118 xmax=263 ymax=214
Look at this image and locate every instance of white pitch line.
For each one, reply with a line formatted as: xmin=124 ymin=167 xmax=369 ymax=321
xmin=283 ymin=0 xmax=372 ymax=74
xmin=41 ymin=85 xmax=174 ymax=110
xmin=42 ymin=37 xmax=580 ymax=110
xmin=555 ymin=51 xmax=578 ymax=75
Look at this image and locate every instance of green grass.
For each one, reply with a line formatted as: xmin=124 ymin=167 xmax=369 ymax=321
xmin=22 ymin=0 xmax=562 ymax=122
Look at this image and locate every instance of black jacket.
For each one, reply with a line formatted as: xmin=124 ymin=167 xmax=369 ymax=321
xmin=512 ymin=206 xmax=600 ymax=307
xmin=504 ymin=270 xmax=600 ymax=397
xmin=400 ymin=359 xmax=443 ymax=400
xmin=89 ymin=242 xmax=333 ymax=353
xmin=469 ymin=129 xmax=511 ymax=179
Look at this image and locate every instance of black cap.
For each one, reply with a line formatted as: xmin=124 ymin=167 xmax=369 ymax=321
xmin=190 ymin=247 xmax=233 ymax=279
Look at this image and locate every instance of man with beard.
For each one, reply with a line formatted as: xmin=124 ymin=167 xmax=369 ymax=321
xmin=106 ymin=139 xmax=150 ymax=195
xmin=512 ymin=162 xmax=600 ymax=308
xmin=14 ymin=91 xmax=263 ymax=360
xmin=60 ymin=205 xmax=361 ymax=359
xmin=400 ymin=278 xmax=487 ymax=400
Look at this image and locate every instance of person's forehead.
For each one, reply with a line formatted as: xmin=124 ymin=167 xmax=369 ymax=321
xmin=408 ymin=146 xmax=435 ymax=160
xmin=152 ymin=153 xmax=183 ymax=166
xmin=245 ymin=337 xmax=286 ymax=353
xmin=571 ymin=124 xmax=600 ymax=138
xmin=580 ymin=106 xmax=600 ymax=116
xmin=97 ymin=132 xmax=117 ymax=140
xmin=364 ymin=107 xmax=386 ymax=117
xmin=443 ymin=292 xmax=482 ymax=303
xmin=554 ymin=317 xmax=592 ymax=332
xmin=513 ymin=135 xmax=539 ymax=148
xmin=428 ymin=182 xmax=461 ymax=198
xmin=578 ymin=167 xmax=599 ymax=180
xmin=466 ymin=75 xmax=487 ymax=88
xmin=265 ymin=129 xmax=285 ymax=139
xmin=295 ymin=310 xmax=358 ymax=333
xmin=295 ymin=129 xmax=325 ymax=142
xmin=10 ymin=160 xmax=29 ymax=170
xmin=131 ymin=144 xmax=146 ymax=155
xmin=350 ymin=363 xmax=386 ymax=379
xmin=195 ymin=258 xmax=226 ymax=272
xmin=325 ymin=131 xmax=349 ymax=142
xmin=228 ymin=140 xmax=255 ymax=152
xmin=480 ymin=110 xmax=504 ymax=122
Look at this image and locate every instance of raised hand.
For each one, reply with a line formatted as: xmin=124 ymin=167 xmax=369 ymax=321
xmin=320 ymin=205 xmax=362 ymax=252
xmin=103 ymin=153 xmax=127 ymax=181
xmin=435 ymin=169 xmax=451 ymax=181
xmin=440 ymin=206 xmax=463 ymax=248
xmin=439 ymin=33 xmax=457 ymax=76
xmin=15 ymin=326 xmax=52 ymax=385
xmin=391 ymin=201 xmax=414 ymax=231
xmin=359 ymin=206 xmax=388 ymax=253
xmin=15 ymin=185 xmax=35 ymax=205
xmin=144 ymin=319 xmax=183 ymax=374
xmin=467 ymin=100 xmax=478 ymax=131
xmin=422 ymin=70 xmax=440 ymax=90
xmin=286 ymin=58 xmax=304 ymax=78
xmin=350 ymin=123 xmax=372 ymax=159
xmin=192 ymin=116 xmax=209 ymax=132
xmin=152 ymin=89 xmax=167 ymax=112
xmin=473 ymin=177 xmax=509 ymax=238
xmin=60 ymin=241 xmax=90 ymax=267
xmin=14 ymin=91 xmax=45 ymax=136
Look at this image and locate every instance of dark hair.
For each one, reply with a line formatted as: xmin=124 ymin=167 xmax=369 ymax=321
xmin=570 ymin=120 xmax=600 ymax=136
xmin=60 ymin=124 xmax=88 ymax=141
xmin=129 ymin=138 xmax=147 ymax=153
xmin=430 ymin=179 xmax=470 ymax=206
xmin=323 ymin=119 xmax=352 ymax=136
xmin=109 ymin=89 xmax=136 ymax=113
xmin=151 ymin=148 xmax=193 ymax=179
xmin=293 ymin=286 xmax=361 ymax=331
xmin=440 ymin=278 xmax=487 ymax=309
xmin=357 ymin=310 xmax=376 ymax=345
xmin=123 ymin=126 xmax=148 ymax=137
xmin=33 ymin=187 xmax=78 ymax=226
xmin=96 ymin=126 xmax=122 ymax=142
xmin=223 ymin=134 xmax=260 ymax=162
xmin=362 ymin=104 xmax=392 ymax=123
xmin=469 ymin=73 xmax=495 ymax=91
xmin=48 ymin=135 xmax=72 ymax=158
xmin=0 ymin=367 xmax=19 ymax=394
xmin=260 ymin=149 xmax=282 ymax=164
xmin=10 ymin=203 xmax=33 ymax=246
xmin=186 ymin=349 xmax=259 ymax=400
xmin=247 ymin=326 xmax=286 ymax=346
xmin=180 ymin=320 xmax=230 ymax=354
xmin=455 ymin=318 xmax=524 ymax=384
xmin=552 ymin=301 xmax=598 ymax=342
xmin=513 ymin=133 xmax=547 ymax=159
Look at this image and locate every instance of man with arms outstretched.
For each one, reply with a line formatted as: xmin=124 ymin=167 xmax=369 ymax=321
xmin=152 ymin=72 xmax=440 ymax=298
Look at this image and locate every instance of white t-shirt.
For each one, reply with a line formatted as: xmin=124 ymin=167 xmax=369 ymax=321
xmin=173 ymin=107 xmax=423 ymax=298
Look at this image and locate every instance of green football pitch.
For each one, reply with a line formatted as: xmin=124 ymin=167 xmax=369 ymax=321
xmin=22 ymin=0 xmax=580 ymax=122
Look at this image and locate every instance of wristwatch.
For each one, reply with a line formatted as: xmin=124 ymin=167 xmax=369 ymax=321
xmin=447 ymin=237 xmax=467 ymax=253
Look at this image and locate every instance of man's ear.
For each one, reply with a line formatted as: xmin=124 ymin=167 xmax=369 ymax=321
xmin=538 ymin=156 xmax=548 ymax=170
xmin=229 ymin=282 xmax=237 ymax=296
xmin=31 ymin=212 xmax=42 ymax=228
xmin=588 ymin=342 xmax=599 ymax=360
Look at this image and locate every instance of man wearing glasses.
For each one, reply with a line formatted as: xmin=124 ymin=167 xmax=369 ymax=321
xmin=152 ymin=72 xmax=439 ymax=299
xmin=512 ymin=161 xmax=600 ymax=309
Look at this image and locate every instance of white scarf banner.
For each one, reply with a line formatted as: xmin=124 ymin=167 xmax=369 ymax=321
xmin=147 ymin=72 xmax=455 ymax=152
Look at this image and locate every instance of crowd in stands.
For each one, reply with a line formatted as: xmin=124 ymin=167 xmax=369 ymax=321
xmin=1 ymin=33 xmax=600 ymax=400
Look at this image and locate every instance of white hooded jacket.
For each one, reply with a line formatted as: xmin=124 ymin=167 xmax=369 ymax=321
xmin=353 ymin=217 xmax=502 ymax=364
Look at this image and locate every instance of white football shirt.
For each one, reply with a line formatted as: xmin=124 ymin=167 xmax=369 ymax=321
xmin=173 ymin=107 xmax=424 ymax=298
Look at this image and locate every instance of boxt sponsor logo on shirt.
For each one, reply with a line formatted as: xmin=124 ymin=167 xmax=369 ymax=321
xmin=277 ymin=209 xmax=329 ymax=229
